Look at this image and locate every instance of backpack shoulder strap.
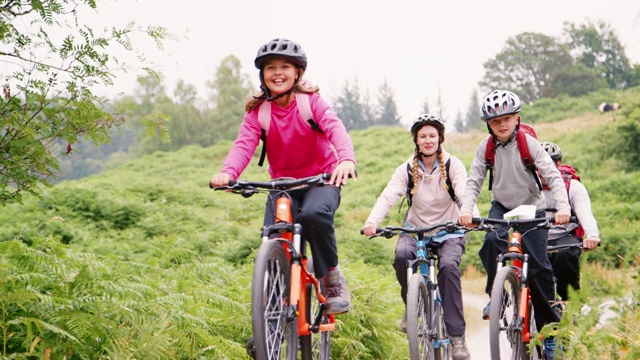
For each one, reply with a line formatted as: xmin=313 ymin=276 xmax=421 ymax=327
xmin=444 ymin=158 xmax=459 ymax=206
xmin=295 ymin=92 xmax=323 ymax=133
xmin=515 ymin=131 xmax=543 ymax=191
xmin=405 ymin=162 xmax=414 ymax=207
xmin=257 ymin=100 xmax=271 ymax=135
xmin=257 ymin=100 xmax=271 ymax=167
xmin=484 ymin=135 xmax=497 ymax=190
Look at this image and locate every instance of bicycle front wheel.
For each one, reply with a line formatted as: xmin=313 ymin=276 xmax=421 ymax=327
xmin=251 ymin=240 xmax=297 ymax=360
xmin=300 ymin=256 xmax=330 ymax=360
xmin=407 ymin=273 xmax=436 ymax=360
xmin=433 ymin=289 xmax=452 ymax=360
xmin=489 ymin=266 xmax=524 ymax=360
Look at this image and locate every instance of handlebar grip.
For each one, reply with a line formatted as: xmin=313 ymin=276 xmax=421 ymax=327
xmin=209 ymin=180 xmax=237 ymax=189
xmin=359 ymin=229 xmax=364 ymax=235
xmin=471 ymin=217 xmax=482 ymax=224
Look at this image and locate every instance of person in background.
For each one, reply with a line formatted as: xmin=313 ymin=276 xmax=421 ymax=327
xmin=210 ymin=38 xmax=357 ymax=315
xmin=458 ymin=89 xmax=570 ymax=360
xmin=540 ymin=142 xmax=600 ymax=301
xmin=362 ymin=114 xmax=472 ymax=360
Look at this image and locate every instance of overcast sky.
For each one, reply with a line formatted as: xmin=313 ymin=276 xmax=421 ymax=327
xmin=88 ymin=0 xmax=640 ymax=127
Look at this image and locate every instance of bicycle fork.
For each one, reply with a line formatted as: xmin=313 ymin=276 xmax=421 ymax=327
xmin=497 ymin=230 xmax=533 ymax=341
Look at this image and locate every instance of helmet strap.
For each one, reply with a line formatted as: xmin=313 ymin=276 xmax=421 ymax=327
xmin=265 ymin=75 xmax=300 ymax=102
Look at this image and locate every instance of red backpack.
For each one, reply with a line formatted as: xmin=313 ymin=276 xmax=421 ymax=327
xmin=484 ymin=123 xmax=543 ymax=191
xmin=557 ymin=162 xmax=585 ymax=238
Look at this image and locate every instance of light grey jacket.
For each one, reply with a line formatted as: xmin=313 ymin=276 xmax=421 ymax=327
xmin=544 ymin=179 xmax=600 ymax=240
xmin=461 ymin=133 xmax=570 ymax=214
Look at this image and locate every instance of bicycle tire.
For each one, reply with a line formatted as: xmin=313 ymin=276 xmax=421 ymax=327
xmin=433 ymin=289 xmax=451 ymax=360
xmin=300 ymin=256 xmax=331 ymax=360
xmin=490 ymin=266 xmax=524 ymax=360
xmin=407 ymin=273 xmax=436 ymax=360
xmin=251 ymin=240 xmax=298 ymax=360
xmin=521 ymin=300 xmax=543 ymax=360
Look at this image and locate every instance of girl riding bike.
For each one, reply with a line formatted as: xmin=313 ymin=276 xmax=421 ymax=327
xmin=210 ymin=38 xmax=357 ymax=315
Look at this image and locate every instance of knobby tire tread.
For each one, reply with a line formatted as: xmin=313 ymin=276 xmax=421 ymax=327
xmin=251 ymin=240 xmax=297 ymax=360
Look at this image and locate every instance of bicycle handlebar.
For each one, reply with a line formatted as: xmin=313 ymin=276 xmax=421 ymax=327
xmin=210 ymin=173 xmax=332 ymax=191
xmin=470 ymin=216 xmax=578 ymax=229
xmin=360 ymin=221 xmax=468 ymax=239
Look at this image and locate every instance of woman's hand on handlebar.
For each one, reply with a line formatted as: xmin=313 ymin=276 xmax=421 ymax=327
xmin=330 ymin=160 xmax=357 ymax=186
xmin=458 ymin=212 xmax=474 ymax=228
xmin=554 ymin=211 xmax=570 ymax=225
xmin=361 ymin=222 xmax=377 ymax=236
xmin=211 ymin=173 xmax=231 ymax=187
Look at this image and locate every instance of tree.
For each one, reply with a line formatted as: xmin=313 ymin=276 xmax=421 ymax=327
xmin=334 ymin=78 xmax=367 ymax=130
xmin=435 ymin=87 xmax=447 ymax=123
xmin=465 ymin=89 xmax=483 ymax=131
xmin=453 ymin=110 xmax=466 ymax=133
xmin=0 ymin=0 xmax=169 ymax=205
xmin=421 ymin=97 xmax=431 ymax=114
xmin=563 ymin=19 xmax=632 ymax=89
xmin=479 ymin=32 xmax=575 ymax=103
xmin=205 ymin=55 xmax=253 ymax=143
xmin=374 ymin=79 xmax=401 ymax=126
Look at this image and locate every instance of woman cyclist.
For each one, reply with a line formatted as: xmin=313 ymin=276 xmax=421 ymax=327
xmin=362 ymin=114 xmax=473 ymax=360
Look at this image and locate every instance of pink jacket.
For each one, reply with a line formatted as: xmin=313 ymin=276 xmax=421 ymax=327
xmin=220 ymin=93 xmax=355 ymax=179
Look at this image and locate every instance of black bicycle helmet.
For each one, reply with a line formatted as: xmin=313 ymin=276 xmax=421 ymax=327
xmin=410 ymin=114 xmax=445 ymax=137
xmin=541 ymin=142 xmax=563 ymax=161
xmin=480 ymin=90 xmax=522 ymax=121
xmin=254 ymin=38 xmax=307 ymax=70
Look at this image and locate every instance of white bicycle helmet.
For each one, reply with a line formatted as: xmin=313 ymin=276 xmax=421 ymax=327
xmin=254 ymin=38 xmax=307 ymax=70
xmin=541 ymin=142 xmax=563 ymax=161
xmin=481 ymin=90 xmax=522 ymax=121
xmin=410 ymin=114 xmax=445 ymax=136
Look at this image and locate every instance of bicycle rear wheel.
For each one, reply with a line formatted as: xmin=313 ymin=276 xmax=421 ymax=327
xmin=300 ymin=256 xmax=330 ymax=360
xmin=251 ymin=240 xmax=297 ymax=360
xmin=490 ymin=266 xmax=524 ymax=360
xmin=407 ymin=273 xmax=436 ymax=360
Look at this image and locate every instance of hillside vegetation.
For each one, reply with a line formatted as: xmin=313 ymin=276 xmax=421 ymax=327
xmin=0 ymin=88 xmax=639 ymax=358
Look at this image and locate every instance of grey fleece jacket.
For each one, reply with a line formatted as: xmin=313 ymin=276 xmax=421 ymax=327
xmin=461 ymin=133 xmax=571 ymax=215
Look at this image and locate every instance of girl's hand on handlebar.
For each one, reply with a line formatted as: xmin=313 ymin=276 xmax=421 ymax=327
xmin=330 ymin=160 xmax=357 ymax=186
xmin=583 ymin=236 xmax=600 ymax=250
xmin=554 ymin=211 xmax=570 ymax=225
xmin=458 ymin=212 xmax=474 ymax=228
xmin=361 ymin=222 xmax=377 ymax=236
xmin=211 ymin=173 xmax=231 ymax=187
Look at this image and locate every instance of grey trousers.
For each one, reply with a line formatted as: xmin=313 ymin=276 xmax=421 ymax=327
xmin=393 ymin=234 xmax=466 ymax=336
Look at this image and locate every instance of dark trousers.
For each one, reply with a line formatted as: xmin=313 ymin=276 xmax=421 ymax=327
xmin=263 ymin=185 xmax=341 ymax=279
xmin=548 ymin=235 xmax=582 ymax=300
xmin=393 ymin=234 xmax=466 ymax=336
xmin=479 ymin=201 xmax=560 ymax=330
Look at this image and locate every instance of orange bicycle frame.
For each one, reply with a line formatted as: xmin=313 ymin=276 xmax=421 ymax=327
xmin=272 ymin=196 xmax=335 ymax=336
